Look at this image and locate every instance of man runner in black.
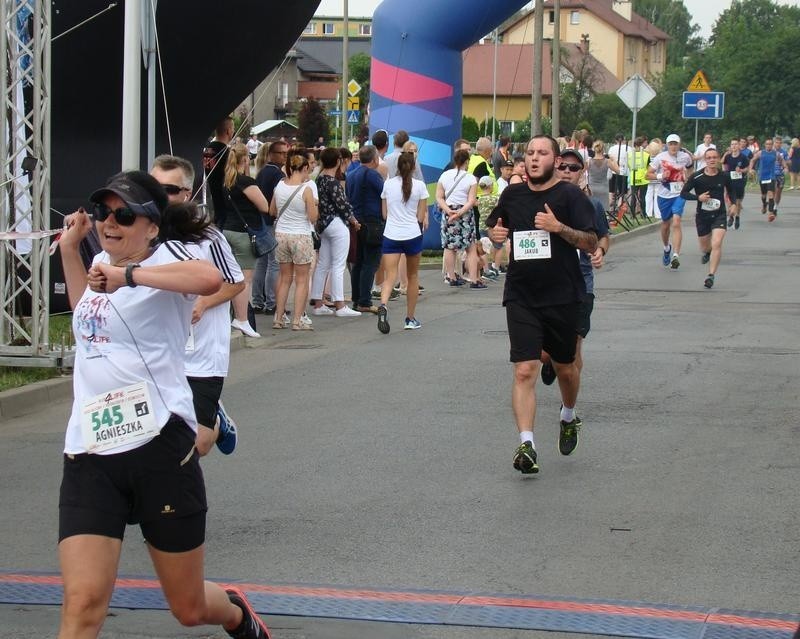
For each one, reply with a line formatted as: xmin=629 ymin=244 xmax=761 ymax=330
xmin=721 ymin=139 xmax=749 ymax=229
xmin=486 ymin=136 xmax=597 ymax=475
xmin=680 ymin=148 xmax=736 ymax=289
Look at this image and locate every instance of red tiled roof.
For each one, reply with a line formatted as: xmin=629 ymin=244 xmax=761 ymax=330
xmin=462 ymin=42 xmax=620 ymax=97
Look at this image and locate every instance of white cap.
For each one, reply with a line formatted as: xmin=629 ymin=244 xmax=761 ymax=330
xmin=666 ymin=134 xmax=681 ymax=144
xmin=478 ymin=175 xmax=493 ymax=188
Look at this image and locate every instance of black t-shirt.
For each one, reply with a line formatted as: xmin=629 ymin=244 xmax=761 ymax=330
xmin=485 ymin=181 xmax=596 ymax=308
xmin=722 ymin=152 xmax=749 ymax=173
xmin=223 ymin=174 xmax=264 ymax=233
xmin=681 ymin=170 xmax=734 ymax=214
xmin=202 ymin=140 xmax=229 ymax=225
xmin=255 ymin=162 xmax=284 ymax=226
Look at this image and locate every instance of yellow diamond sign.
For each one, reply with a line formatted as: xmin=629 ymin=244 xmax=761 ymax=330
xmin=347 ymin=79 xmax=362 ymax=97
xmin=687 ymin=70 xmax=711 ymax=92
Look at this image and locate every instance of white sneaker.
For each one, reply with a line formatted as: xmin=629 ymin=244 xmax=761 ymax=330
xmin=281 ymin=312 xmax=291 ymax=326
xmin=312 ymin=305 xmax=334 ymax=316
xmin=334 ymin=306 xmax=361 ymax=317
xmin=231 ymin=319 xmax=260 ymax=338
xmin=300 ymin=313 xmax=313 ymax=326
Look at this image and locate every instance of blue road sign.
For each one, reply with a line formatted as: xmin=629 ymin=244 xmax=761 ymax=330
xmin=682 ymin=91 xmax=725 ymax=119
xmin=347 ymin=110 xmax=360 ymax=124
xmin=329 ymin=109 xmax=342 ymax=116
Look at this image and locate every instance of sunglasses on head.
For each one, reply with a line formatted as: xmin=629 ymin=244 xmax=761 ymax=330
xmin=560 ymin=163 xmax=582 ymax=172
xmin=92 ymin=202 xmax=146 ymax=226
xmin=161 ymin=183 xmax=190 ymax=196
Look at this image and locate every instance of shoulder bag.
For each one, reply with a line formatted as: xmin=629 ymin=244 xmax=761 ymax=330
xmin=225 ymin=185 xmax=278 ymax=258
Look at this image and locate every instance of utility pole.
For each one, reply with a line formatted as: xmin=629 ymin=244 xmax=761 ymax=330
xmin=341 ymin=0 xmax=349 ymax=147
xmin=491 ymin=29 xmax=498 ymax=145
xmin=531 ymin=0 xmax=544 ymax=135
xmin=551 ymin=0 xmax=560 ymax=137
xmin=121 ymin=0 xmax=141 ymax=169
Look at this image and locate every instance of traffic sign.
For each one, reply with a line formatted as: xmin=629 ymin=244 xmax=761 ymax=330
xmin=687 ymin=70 xmax=711 ymax=92
xmin=328 ymin=109 xmax=342 ymax=116
xmin=616 ymin=73 xmax=656 ymax=111
xmin=682 ymin=91 xmax=725 ymax=119
xmin=347 ymin=96 xmax=360 ymax=111
xmin=347 ymin=110 xmax=359 ymax=124
xmin=347 ymin=79 xmax=361 ymax=96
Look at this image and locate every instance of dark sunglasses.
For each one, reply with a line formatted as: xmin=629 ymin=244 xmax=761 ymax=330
xmin=92 ymin=202 xmax=144 ymax=226
xmin=559 ymin=163 xmax=583 ymax=172
xmin=161 ymin=183 xmax=190 ymax=196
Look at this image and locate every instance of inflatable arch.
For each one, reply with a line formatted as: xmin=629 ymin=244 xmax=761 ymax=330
xmin=369 ymin=0 xmax=531 ymax=245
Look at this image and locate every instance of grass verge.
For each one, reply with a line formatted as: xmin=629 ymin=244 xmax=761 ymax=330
xmin=0 ymin=314 xmax=73 ymax=392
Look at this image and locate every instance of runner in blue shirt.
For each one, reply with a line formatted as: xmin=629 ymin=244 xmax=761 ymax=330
xmin=773 ymin=136 xmax=789 ymax=216
xmin=749 ymin=138 xmax=782 ymax=222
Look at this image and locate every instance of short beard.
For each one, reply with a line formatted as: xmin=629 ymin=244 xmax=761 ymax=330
xmin=526 ymin=162 xmax=556 ymax=185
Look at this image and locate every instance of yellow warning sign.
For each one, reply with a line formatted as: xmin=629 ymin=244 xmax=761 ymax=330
xmin=347 ymin=96 xmax=360 ymax=111
xmin=687 ymin=70 xmax=711 ymax=92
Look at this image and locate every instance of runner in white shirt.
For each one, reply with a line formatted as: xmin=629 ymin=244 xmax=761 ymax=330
xmin=694 ymin=133 xmax=716 ymax=171
xmin=376 ymin=151 xmax=429 ymax=332
xmin=151 ymin=154 xmax=245 ymax=457
xmin=57 ymin=170 xmax=270 ymax=639
xmin=646 ymin=133 xmax=694 ymax=270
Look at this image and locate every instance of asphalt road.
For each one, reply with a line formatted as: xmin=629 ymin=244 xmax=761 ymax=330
xmin=1 ymin=193 xmax=798 ymax=638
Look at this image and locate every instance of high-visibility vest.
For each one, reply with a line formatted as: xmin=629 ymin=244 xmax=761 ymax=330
xmin=627 ymin=150 xmax=650 ymax=186
xmin=468 ymin=154 xmax=498 ymax=194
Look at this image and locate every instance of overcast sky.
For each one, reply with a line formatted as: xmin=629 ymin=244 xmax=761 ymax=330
xmin=314 ymin=0 xmax=800 ymax=39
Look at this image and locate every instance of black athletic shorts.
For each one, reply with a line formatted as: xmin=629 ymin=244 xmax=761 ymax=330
xmin=695 ymin=209 xmax=728 ymax=236
xmin=187 ymin=376 xmax=224 ymax=428
xmin=59 ymin=417 xmax=207 ymax=552
xmin=731 ymin=180 xmax=746 ymax=201
xmin=576 ymin=293 xmax=595 ymax=339
xmin=506 ymin=301 xmax=579 ymax=364
xmin=760 ymin=180 xmax=775 ymax=194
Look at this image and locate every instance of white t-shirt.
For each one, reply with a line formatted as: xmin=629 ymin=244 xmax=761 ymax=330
xmin=650 ymin=150 xmax=694 ymax=199
xmin=607 ymin=143 xmax=630 ymax=176
xmin=274 ymin=180 xmax=314 ymax=234
xmin=694 ymin=143 xmax=716 ymax=170
xmin=497 ymin=177 xmax=510 ymax=194
xmin=438 ymin=168 xmax=477 ymax=206
xmin=185 ymin=227 xmax=244 ymax=378
xmin=381 ymin=176 xmax=428 ymax=240
xmin=246 ymin=138 xmax=261 ymax=156
xmin=65 ymin=241 xmax=200 ymax=455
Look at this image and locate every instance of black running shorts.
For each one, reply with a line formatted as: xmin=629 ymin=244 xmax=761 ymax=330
xmin=59 ymin=418 xmax=207 ymax=552
xmin=760 ymin=180 xmax=775 ymax=194
xmin=506 ymin=301 xmax=579 ymax=364
xmin=187 ymin=376 xmax=224 ymax=429
xmin=576 ymin=293 xmax=595 ymax=339
xmin=695 ymin=209 xmax=728 ymax=237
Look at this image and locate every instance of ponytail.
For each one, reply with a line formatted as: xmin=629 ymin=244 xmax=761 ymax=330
xmin=398 ymin=151 xmax=415 ymax=203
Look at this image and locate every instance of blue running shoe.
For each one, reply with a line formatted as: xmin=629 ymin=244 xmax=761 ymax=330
xmin=404 ymin=317 xmax=422 ymax=330
xmin=662 ymin=244 xmax=672 ymax=267
xmin=216 ymin=401 xmax=237 ymax=455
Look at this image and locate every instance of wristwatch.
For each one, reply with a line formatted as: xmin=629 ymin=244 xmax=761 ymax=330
xmin=125 ymin=262 xmax=141 ymax=287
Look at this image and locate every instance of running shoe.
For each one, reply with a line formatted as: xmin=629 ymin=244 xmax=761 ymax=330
xmin=761 ymin=203 xmax=767 ymax=214
xmin=377 ymin=304 xmax=390 ymax=334
xmin=469 ymin=281 xmax=488 ymax=290
xmin=513 ymin=441 xmax=539 ymax=474
xmin=216 ymin=401 xmax=237 ymax=455
xmin=662 ymin=244 xmax=672 ymax=267
xmin=311 ymin=305 xmax=334 ymax=316
xmin=371 ymin=288 xmax=382 ymax=299
xmin=446 ymin=277 xmax=464 ymax=287
xmin=559 ymin=418 xmax=580 ymax=456
xmin=225 ymin=586 xmax=271 ymax=639
xmin=701 ymin=252 xmax=711 ymax=264
xmin=231 ymin=319 xmax=260 ymax=339
xmin=704 ymin=274 xmax=714 ymax=289
xmin=388 ymin=288 xmax=400 ymax=301
xmin=727 ymin=216 xmax=734 ymax=227
xmin=540 ymin=361 xmax=556 ymax=386
xmin=404 ymin=317 xmax=422 ymax=330
xmin=734 ymin=217 xmax=740 ymax=230
xmin=670 ymin=253 xmax=680 ymax=270
xmin=300 ymin=313 xmax=312 ymax=326
xmin=418 ymin=284 xmax=426 ymax=293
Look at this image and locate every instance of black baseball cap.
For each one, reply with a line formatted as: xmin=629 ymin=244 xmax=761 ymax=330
xmin=559 ymin=149 xmax=585 ymax=168
xmin=89 ymin=171 xmax=166 ymax=222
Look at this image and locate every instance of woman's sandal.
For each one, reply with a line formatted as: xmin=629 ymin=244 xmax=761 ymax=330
xmin=272 ymin=321 xmax=285 ymax=329
xmin=291 ymin=322 xmax=313 ymax=331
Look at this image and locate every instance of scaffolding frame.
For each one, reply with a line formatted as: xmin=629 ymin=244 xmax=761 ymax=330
xmin=0 ymin=0 xmax=64 ymax=368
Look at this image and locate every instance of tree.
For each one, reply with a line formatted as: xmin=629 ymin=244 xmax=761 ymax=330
xmin=462 ymin=115 xmax=480 ymax=142
xmin=703 ymin=0 xmax=800 ymax=136
xmin=297 ymin=97 xmax=330 ymax=147
xmin=633 ymin=0 xmax=702 ymax=67
xmin=559 ymin=45 xmax=605 ymax=135
xmin=349 ymin=52 xmax=371 ymax=105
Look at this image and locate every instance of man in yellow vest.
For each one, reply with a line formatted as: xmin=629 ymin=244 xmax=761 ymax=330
xmin=627 ymin=136 xmax=650 ymax=218
xmin=468 ymin=137 xmax=498 ymax=263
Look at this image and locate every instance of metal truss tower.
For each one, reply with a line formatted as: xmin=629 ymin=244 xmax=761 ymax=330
xmin=0 ymin=0 xmax=59 ymax=367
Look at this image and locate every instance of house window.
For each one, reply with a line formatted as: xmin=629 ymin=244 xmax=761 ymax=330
xmin=570 ymin=11 xmax=580 ymax=24
xmin=303 ymin=22 xmax=316 ymax=34
xmin=548 ymin=10 xmax=554 ymax=24
xmin=359 ymin=23 xmax=372 ymax=36
xmin=323 ymin=23 xmax=335 ymax=35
